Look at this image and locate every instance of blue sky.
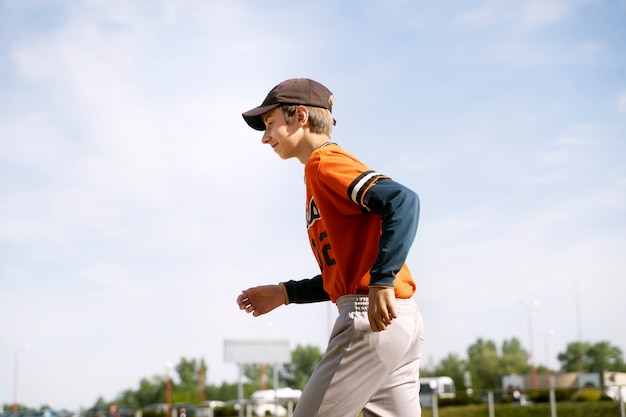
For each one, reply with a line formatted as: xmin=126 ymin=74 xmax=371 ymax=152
xmin=1 ymin=0 xmax=625 ymax=410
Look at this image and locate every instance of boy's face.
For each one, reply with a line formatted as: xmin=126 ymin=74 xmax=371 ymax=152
xmin=261 ymin=107 xmax=303 ymax=160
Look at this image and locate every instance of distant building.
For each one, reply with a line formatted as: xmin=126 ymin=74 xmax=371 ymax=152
xmin=501 ymin=371 xmax=626 ymax=400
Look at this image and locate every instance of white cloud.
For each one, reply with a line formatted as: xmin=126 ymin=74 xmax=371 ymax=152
xmin=575 ymin=40 xmax=607 ymax=62
xmin=484 ymin=39 xmax=548 ymax=66
xmin=592 ymin=178 xmax=626 ymax=209
xmin=519 ymin=0 xmax=570 ymax=30
xmin=555 ymin=135 xmax=597 ymax=146
xmin=617 ymin=91 xmax=626 ymax=113
xmin=458 ymin=0 xmax=586 ymax=30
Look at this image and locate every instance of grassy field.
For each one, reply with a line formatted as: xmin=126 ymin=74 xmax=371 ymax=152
xmin=421 ymin=401 xmax=623 ymax=417
xmin=217 ymin=401 xmax=624 ymax=416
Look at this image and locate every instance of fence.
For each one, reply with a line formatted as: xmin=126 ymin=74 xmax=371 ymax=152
xmin=424 ymin=386 xmax=625 ymax=417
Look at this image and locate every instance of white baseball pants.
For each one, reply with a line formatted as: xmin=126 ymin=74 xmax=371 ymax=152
xmin=293 ymin=295 xmax=424 ymax=417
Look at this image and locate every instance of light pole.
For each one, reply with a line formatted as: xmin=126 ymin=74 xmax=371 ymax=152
xmin=519 ymin=299 xmax=539 ymax=391
xmin=1 ymin=341 xmax=32 ymax=412
xmin=165 ymin=361 xmax=173 ymax=417
xmin=538 ymin=328 xmax=556 ymax=388
xmin=199 ymin=361 xmax=206 ymax=403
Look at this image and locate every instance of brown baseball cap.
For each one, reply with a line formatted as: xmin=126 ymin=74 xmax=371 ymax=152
xmin=242 ymin=78 xmax=334 ymax=131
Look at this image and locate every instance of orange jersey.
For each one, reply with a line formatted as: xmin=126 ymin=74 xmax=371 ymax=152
xmin=304 ymin=143 xmax=416 ymax=302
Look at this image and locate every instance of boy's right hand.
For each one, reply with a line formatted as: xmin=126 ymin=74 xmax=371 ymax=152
xmin=368 ymin=286 xmax=398 ymax=332
xmin=237 ymin=284 xmax=286 ymax=317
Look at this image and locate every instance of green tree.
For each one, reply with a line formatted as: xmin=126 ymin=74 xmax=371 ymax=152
xmin=116 ymin=388 xmax=140 ymax=408
xmin=433 ymin=353 xmax=466 ymax=390
xmin=242 ymin=363 xmax=267 ymax=391
xmin=204 ymin=381 xmax=240 ymax=402
xmin=110 ymin=375 xmax=165 ymax=407
xmin=176 ymin=358 xmax=200 ymax=392
xmin=558 ymin=341 xmax=591 ymax=372
xmin=499 ymin=337 xmax=530 ymax=375
xmin=135 ymin=376 xmax=166 ymax=406
xmin=281 ymin=345 xmax=323 ymax=389
xmin=242 ymin=345 xmax=323 ymax=391
xmin=558 ymin=340 xmax=626 ymax=372
xmin=95 ymin=397 xmax=108 ymax=406
xmin=587 ymin=341 xmax=626 ymax=371
xmin=466 ymin=338 xmax=499 ymax=389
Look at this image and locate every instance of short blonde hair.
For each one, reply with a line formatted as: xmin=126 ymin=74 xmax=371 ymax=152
xmin=281 ymin=98 xmax=335 ymax=135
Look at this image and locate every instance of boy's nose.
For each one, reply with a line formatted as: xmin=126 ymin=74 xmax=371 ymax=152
xmin=261 ymin=130 xmax=271 ymax=144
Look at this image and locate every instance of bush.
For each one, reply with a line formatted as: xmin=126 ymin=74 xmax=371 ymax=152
xmin=573 ymin=387 xmax=602 ymax=402
xmin=528 ymin=390 xmax=549 ymax=403
xmin=213 ymin=406 xmax=237 ymax=417
xmin=421 ymin=402 xmax=620 ymax=417
xmin=439 ymin=394 xmax=484 ymax=407
xmin=554 ymin=388 xmax=577 ymax=402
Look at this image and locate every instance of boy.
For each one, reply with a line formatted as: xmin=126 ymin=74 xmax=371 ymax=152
xmin=237 ymin=78 xmax=424 ymax=417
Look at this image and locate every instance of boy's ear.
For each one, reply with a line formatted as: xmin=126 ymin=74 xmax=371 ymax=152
xmin=295 ymin=105 xmax=309 ymax=126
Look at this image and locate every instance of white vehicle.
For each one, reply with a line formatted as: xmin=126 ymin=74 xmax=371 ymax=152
xmin=249 ymin=388 xmax=302 ymax=416
xmin=250 ymin=388 xmax=302 ymax=402
xmin=250 ymin=403 xmax=287 ymax=417
xmin=196 ymin=401 xmax=226 ymax=417
xmin=419 ymin=376 xmax=456 ymax=408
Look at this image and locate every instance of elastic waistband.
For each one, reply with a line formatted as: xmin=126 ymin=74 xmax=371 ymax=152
xmin=336 ymin=294 xmax=417 ymax=314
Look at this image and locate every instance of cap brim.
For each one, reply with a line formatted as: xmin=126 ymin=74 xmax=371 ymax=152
xmin=242 ymin=103 xmax=280 ymax=131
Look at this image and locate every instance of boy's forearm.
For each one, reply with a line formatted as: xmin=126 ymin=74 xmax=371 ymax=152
xmin=281 ymin=274 xmax=331 ymax=304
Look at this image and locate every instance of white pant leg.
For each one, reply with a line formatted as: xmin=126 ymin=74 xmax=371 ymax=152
xmin=293 ymin=296 xmax=424 ymax=417
xmin=363 ymin=306 xmax=424 ymax=417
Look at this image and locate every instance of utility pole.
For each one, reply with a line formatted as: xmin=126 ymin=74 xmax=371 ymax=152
xmin=575 ymin=281 xmax=584 ymax=372
xmin=1 ymin=341 xmax=32 ymax=412
xmin=519 ymin=299 xmax=539 ymax=390
xmin=199 ymin=361 xmax=206 ymax=402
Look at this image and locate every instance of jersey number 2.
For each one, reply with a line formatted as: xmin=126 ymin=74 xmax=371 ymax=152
xmin=312 ymin=231 xmax=336 ymax=271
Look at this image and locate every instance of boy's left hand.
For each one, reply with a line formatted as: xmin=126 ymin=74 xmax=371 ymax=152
xmin=368 ymin=287 xmax=398 ymax=332
xmin=237 ymin=284 xmax=285 ymax=317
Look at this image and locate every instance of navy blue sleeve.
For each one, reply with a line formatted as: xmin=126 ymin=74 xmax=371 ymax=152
xmin=363 ymin=178 xmax=420 ymax=287
xmin=283 ymin=274 xmax=331 ymax=303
